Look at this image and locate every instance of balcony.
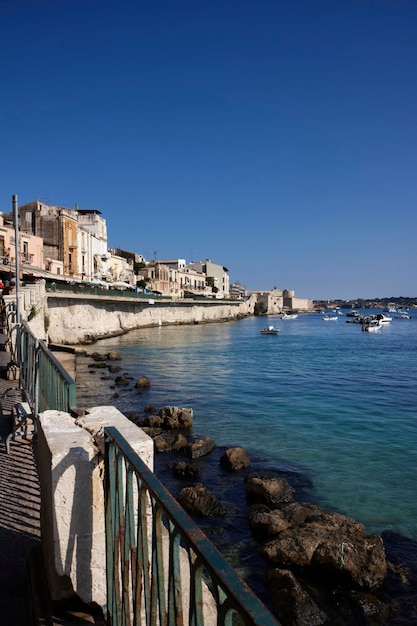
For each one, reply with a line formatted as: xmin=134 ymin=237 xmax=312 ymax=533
xmin=21 ymin=253 xmax=35 ymax=265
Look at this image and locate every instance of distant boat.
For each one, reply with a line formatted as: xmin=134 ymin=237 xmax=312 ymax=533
xmin=281 ymin=313 xmax=298 ymax=320
xmin=362 ymin=319 xmax=383 ymax=332
xmin=376 ymin=313 xmax=392 ymax=324
xmin=323 ymin=315 xmax=338 ymax=321
xmin=260 ymin=325 xmax=280 ymax=335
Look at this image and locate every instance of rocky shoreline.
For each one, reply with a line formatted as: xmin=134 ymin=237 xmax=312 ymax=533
xmin=77 ymin=349 xmax=417 ymax=626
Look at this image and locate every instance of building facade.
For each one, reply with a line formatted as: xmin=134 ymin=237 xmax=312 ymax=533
xmin=187 ymin=259 xmax=230 ymax=298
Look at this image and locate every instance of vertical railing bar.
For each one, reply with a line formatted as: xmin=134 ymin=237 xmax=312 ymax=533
xmin=189 ymin=556 xmax=205 ymax=626
xmin=150 ymin=499 xmax=167 ymax=625
xmin=131 ymin=473 xmax=142 ymax=626
xmin=105 ymin=437 xmax=116 ymax=624
xmin=122 ymin=465 xmax=135 ymax=626
xmin=116 ymin=451 xmax=126 ymax=626
xmin=137 ymin=483 xmax=151 ymax=625
xmin=167 ymin=521 xmax=184 ymax=626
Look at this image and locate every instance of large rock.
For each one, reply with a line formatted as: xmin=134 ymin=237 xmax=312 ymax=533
xmin=159 ymin=406 xmax=193 ymax=430
xmin=137 ymin=414 xmax=163 ymax=428
xmin=264 ymin=569 xmax=327 ymax=626
xmin=135 ymin=375 xmax=150 ymax=388
xmin=153 ymin=433 xmax=188 ymax=453
xmin=220 ymin=447 xmax=251 ymax=471
xmin=178 ymin=483 xmax=226 ymax=517
xmin=172 ymin=461 xmax=201 ymax=480
xmin=245 ymin=473 xmax=295 ymax=506
xmin=185 ymin=436 xmax=216 ymax=459
xmin=261 ymin=507 xmax=387 ymax=590
xmin=249 ymin=507 xmax=291 ymax=537
xmin=114 ymin=375 xmax=129 ymax=386
xmin=136 ymin=406 xmax=193 ymax=430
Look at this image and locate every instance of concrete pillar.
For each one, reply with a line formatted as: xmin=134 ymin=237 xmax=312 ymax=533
xmin=37 ymin=406 xmax=153 ymax=608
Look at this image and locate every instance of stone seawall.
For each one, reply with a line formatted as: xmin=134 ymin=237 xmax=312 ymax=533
xmin=46 ymin=292 xmax=257 ymax=345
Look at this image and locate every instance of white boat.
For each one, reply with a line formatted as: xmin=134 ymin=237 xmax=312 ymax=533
xmin=362 ymin=319 xmax=383 ymax=332
xmin=376 ymin=313 xmax=392 ymax=324
xmin=394 ymin=313 xmax=411 ymax=319
xmin=323 ymin=315 xmax=338 ymax=321
xmin=281 ymin=313 xmax=298 ymax=319
xmin=260 ymin=325 xmax=280 ymax=335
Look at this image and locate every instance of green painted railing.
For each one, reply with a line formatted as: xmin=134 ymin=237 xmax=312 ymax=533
xmin=104 ymin=427 xmax=281 ymax=626
xmin=18 ymin=321 xmax=76 ymax=415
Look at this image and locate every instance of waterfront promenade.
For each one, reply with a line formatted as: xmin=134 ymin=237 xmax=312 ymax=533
xmin=0 ymin=330 xmax=104 ymax=625
xmin=0 ymin=329 xmax=42 ymax=625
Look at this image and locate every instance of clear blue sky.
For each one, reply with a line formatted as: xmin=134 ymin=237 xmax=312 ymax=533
xmin=1 ymin=0 xmax=416 ymax=300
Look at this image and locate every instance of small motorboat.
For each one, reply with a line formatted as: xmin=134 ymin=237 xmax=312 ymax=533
xmin=260 ymin=325 xmax=280 ymax=335
xmin=281 ymin=313 xmax=298 ymax=319
xmin=362 ymin=319 xmax=383 ymax=332
xmin=376 ymin=313 xmax=392 ymax=324
xmin=323 ymin=315 xmax=338 ymax=321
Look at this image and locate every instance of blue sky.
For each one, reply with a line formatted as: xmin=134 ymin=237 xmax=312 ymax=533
xmin=1 ymin=0 xmax=416 ymax=300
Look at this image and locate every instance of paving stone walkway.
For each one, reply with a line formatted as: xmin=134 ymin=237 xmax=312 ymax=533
xmin=0 ymin=330 xmax=41 ymax=625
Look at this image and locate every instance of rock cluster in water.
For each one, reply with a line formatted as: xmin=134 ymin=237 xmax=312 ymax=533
xmin=136 ymin=405 xmax=389 ymax=624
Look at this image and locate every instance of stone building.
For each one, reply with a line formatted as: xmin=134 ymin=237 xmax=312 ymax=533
xmin=250 ymin=288 xmax=313 ymax=314
xmin=7 ymin=201 xmax=113 ymax=283
xmin=0 ymin=212 xmax=44 ymax=280
xmin=187 ymin=259 xmax=230 ymax=298
xmin=230 ymin=282 xmax=247 ymax=299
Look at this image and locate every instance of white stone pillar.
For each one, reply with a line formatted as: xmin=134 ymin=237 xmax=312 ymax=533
xmin=37 ymin=406 xmax=153 ymax=607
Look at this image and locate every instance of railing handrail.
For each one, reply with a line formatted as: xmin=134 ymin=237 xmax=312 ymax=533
xmin=104 ymin=426 xmax=281 ymax=626
xmin=18 ymin=321 xmax=77 ymax=415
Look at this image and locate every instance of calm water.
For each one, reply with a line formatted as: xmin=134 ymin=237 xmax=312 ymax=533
xmin=76 ymin=310 xmax=417 ymax=541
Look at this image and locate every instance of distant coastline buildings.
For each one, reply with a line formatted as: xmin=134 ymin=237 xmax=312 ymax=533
xmin=0 ymin=199 xmax=311 ymax=310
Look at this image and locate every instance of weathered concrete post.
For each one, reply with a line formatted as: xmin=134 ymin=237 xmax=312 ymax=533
xmin=37 ymin=406 xmax=153 ymax=608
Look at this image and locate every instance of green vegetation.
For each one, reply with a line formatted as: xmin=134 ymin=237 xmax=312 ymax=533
xmin=133 ymin=261 xmax=146 ymax=274
xmin=27 ymin=305 xmax=37 ymax=321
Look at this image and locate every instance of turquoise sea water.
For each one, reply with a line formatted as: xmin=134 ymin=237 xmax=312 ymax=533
xmin=76 ymin=310 xmax=417 ymax=542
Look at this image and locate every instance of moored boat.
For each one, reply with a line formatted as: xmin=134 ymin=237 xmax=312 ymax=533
xmin=260 ymin=325 xmax=280 ymax=335
xmin=376 ymin=313 xmax=392 ymax=323
xmin=362 ymin=319 xmax=383 ymax=332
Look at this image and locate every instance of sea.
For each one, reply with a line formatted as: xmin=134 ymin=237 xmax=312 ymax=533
xmin=75 ymin=309 xmax=417 ymax=544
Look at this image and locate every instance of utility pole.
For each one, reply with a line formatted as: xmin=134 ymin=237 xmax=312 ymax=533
xmin=13 ymin=194 xmax=20 ymax=323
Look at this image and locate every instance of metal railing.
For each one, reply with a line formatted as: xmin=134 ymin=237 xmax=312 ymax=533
xmin=17 ymin=321 xmax=76 ymax=416
xmin=104 ymin=427 xmax=281 ymax=626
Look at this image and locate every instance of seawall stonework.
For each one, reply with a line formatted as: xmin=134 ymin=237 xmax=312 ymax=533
xmin=45 ymin=292 xmax=257 ymax=344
